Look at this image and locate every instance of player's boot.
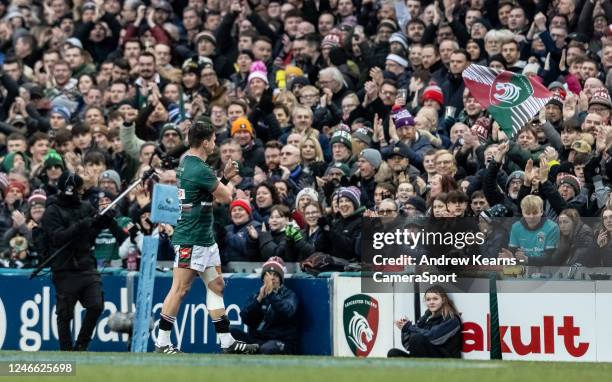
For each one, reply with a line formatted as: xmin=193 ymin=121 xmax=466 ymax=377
xmin=155 ymin=344 xmax=183 ymax=354
xmin=222 ymin=340 xmax=259 ymax=354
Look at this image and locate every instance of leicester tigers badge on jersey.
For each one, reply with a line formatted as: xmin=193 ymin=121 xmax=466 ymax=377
xmin=151 ymin=184 xmax=180 ymax=225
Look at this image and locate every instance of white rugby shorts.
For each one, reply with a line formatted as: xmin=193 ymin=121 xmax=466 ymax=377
xmin=173 ymin=243 xmax=220 ymax=272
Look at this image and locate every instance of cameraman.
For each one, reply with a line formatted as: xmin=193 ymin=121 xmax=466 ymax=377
xmin=41 ymin=172 xmax=127 ymax=351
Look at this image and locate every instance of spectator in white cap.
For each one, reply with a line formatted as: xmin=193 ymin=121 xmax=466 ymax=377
xmin=357 ymin=148 xmax=382 ymax=208
xmin=385 ymin=54 xmax=410 ymax=87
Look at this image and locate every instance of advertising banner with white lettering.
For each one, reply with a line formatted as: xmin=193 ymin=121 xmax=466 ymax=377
xmin=0 ymin=272 xmax=332 ymax=354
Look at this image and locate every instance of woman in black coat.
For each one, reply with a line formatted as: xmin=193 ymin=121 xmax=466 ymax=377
xmin=388 ymin=285 xmax=462 ymax=358
xmin=554 ymin=209 xmax=596 ymax=266
xmin=315 ymin=187 xmax=365 ymax=262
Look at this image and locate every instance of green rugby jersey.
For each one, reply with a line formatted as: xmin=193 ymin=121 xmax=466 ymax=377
xmin=172 ymin=154 xmax=219 ymax=246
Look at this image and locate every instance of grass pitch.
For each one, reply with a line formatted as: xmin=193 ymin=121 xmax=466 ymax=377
xmin=1 ymin=351 xmax=611 ymax=382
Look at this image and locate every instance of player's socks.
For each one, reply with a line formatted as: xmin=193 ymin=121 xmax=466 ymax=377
xmin=157 ymin=313 xmax=175 ymax=347
xmin=212 ymin=315 xmax=235 ymax=348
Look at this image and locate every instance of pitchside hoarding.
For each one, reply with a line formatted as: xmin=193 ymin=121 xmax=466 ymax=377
xmin=333 ymin=275 xmax=612 ymax=362
xmin=0 ymin=272 xmax=332 ymax=355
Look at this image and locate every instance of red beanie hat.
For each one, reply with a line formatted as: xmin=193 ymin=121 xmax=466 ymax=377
xmin=7 ymin=181 xmax=26 ymax=196
xmin=230 ymin=199 xmax=252 ymax=216
xmin=423 ymin=85 xmax=444 ymax=106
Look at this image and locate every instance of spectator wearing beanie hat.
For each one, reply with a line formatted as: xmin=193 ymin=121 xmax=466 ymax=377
xmin=295 ymin=187 xmax=319 ymax=214
xmin=99 ymin=170 xmax=122 ymax=194
xmin=221 ymin=199 xmax=261 ymax=263
xmin=392 ymin=106 xmax=435 ymax=168
xmin=231 ymin=117 xmax=266 ymax=173
xmin=231 ymin=255 xmax=299 ymax=354
xmin=41 ymin=152 xmax=65 ymax=194
xmin=385 ymin=54 xmax=410 ymax=88
xmin=330 ymin=130 xmax=353 ymax=164
xmin=316 ymin=186 xmax=364 ymax=261
xmin=357 ymin=149 xmax=382 ymax=209
xmin=422 ymin=85 xmax=444 ymax=110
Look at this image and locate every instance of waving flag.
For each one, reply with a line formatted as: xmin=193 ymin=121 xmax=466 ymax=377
xmin=462 ymin=64 xmax=552 ymax=139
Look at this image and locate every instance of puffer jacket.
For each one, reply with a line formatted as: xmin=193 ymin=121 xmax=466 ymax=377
xmin=240 ymin=285 xmax=299 ymax=351
xmin=315 ymin=207 xmax=365 ymax=261
xmin=401 ymin=310 xmax=462 ymax=358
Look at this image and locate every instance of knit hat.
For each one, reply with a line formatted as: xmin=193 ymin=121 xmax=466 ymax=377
xmin=295 ymin=188 xmax=318 ymax=209
xmin=160 ymin=122 xmax=183 ymax=140
xmin=7 ymin=181 xmax=26 ymax=195
xmin=0 ymin=173 xmax=8 ymax=195
xmin=182 ymin=57 xmax=202 ymax=75
xmin=337 ymin=186 xmax=361 ymax=209
xmin=547 ymin=96 xmax=564 ymax=109
xmin=423 ymin=85 xmax=444 ymax=106
xmin=27 ymin=189 xmax=47 ymax=207
xmin=285 ymin=65 xmax=304 ymax=77
xmin=377 ymin=19 xmax=398 ymax=32
xmin=559 ymin=175 xmax=581 ymax=195
xmin=589 ymin=88 xmax=612 ymax=109
xmin=99 ymin=170 xmax=121 ymax=190
xmin=196 ymin=31 xmax=216 ymax=45
xmin=262 ymin=256 xmax=287 ymax=283
xmin=43 ymin=150 xmax=65 ymax=170
xmin=522 ymin=62 xmax=540 ymax=76
xmin=386 ymin=54 xmax=408 ymax=68
xmin=231 ymin=117 xmax=254 ymax=136
xmin=359 ymin=148 xmax=382 ymax=170
xmin=480 ymin=204 xmax=510 ymax=223
xmin=405 ymin=196 xmax=427 ymax=213
xmin=505 ymin=171 xmax=525 ymax=190
xmin=389 ymin=32 xmax=409 ymax=50
xmin=325 ymin=162 xmax=350 ymax=177
xmin=330 ymin=130 xmax=353 ymax=151
xmin=391 ymin=106 xmax=415 ymax=129
xmin=547 ymin=81 xmax=567 ymax=100
xmin=352 ymin=127 xmax=372 ymax=146
xmin=51 ymin=106 xmax=71 ymax=122
xmin=321 ymin=33 xmax=341 ymax=49
xmin=65 ymin=37 xmax=83 ymax=50
xmin=230 ymin=199 xmax=252 ymax=216
xmin=247 ymin=61 xmax=269 ymax=84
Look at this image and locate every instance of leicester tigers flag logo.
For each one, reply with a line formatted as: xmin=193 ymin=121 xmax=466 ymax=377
xmin=463 ymin=64 xmax=552 ymax=140
xmin=343 ymin=294 xmax=379 ymax=356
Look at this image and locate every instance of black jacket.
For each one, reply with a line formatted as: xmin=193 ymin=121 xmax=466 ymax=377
xmin=258 ymin=229 xmax=314 ymax=262
xmin=402 ymin=310 xmax=462 ymax=358
xmin=553 ymin=223 xmax=596 ymax=266
xmin=240 ymin=285 xmax=299 ymax=351
xmin=41 ymin=195 xmax=126 ymax=274
xmin=316 ymin=208 xmax=364 ymax=261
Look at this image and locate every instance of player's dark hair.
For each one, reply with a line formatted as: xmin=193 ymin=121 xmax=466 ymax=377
xmin=189 ymin=119 xmax=215 ymax=148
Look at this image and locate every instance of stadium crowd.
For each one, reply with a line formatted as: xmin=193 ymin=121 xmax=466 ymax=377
xmin=0 ymin=0 xmax=611 ymax=270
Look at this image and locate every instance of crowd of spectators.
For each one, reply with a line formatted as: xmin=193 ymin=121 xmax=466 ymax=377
xmin=0 ymin=0 xmax=611 ymax=270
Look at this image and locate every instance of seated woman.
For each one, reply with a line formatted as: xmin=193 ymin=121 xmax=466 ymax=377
xmin=554 ymin=209 xmax=595 ymax=266
xmin=388 ymin=285 xmax=462 ymax=358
